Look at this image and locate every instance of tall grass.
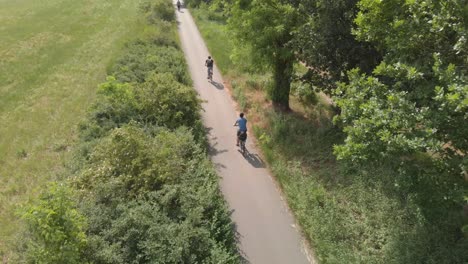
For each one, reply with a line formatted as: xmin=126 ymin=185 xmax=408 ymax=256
xmin=0 ymin=0 xmax=146 ymax=256
xmin=192 ymin=6 xmax=468 ymax=264
xmin=191 ymin=8 xmax=234 ymax=75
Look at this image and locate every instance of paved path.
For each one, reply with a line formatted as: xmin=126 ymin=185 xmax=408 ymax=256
xmin=175 ymin=3 xmax=313 ymax=264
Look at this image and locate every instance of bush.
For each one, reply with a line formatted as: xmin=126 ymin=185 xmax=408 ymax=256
xmin=20 ymin=183 xmax=87 ymax=264
xmin=76 ymin=126 xmax=199 ymax=196
xmin=109 ymin=41 xmax=190 ymax=85
xmin=80 ymin=73 xmax=201 ymax=142
xmin=76 ymin=125 xmax=239 ymax=263
xmin=135 ymin=73 xmax=201 ymax=130
xmin=146 ymin=0 xmax=176 ymax=23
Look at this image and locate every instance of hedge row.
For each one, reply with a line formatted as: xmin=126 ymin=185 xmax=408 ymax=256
xmin=19 ymin=1 xmax=240 ymax=263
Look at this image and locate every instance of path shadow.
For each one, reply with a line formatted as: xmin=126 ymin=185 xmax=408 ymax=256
xmin=229 ymin=209 xmax=251 ymax=264
xmin=208 ymin=140 xmax=228 ymax=157
xmin=205 ymin=127 xmax=228 ymax=169
xmin=210 ymin=80 xmax=224 ymax=90
xmin=238 ymin=149 xmax=265 ymax=168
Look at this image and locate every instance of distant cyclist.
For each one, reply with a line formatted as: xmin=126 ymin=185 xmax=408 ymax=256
xmin=176 ymin=0 xmax=181 ymax=11
xmin=234 ymin=112 xmax=247 ymax=146
xmin=205 ymin=56 xmax=214 ymax=79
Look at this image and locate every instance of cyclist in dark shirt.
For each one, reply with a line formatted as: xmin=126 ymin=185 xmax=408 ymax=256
xmin=205 ymin=56 xmax=214 ymax=79
xmin=234 ymin=113 xmax=247 ymax=146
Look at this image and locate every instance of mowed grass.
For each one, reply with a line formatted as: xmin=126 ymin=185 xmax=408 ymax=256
xmin=0 ymin=0 xmax=144 ymax=254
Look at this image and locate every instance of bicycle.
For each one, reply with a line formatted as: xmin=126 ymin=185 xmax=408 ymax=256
xmin=238 ymin=131 xmax=247 ymax=155
xmin=207 ymin=67 xmax=213 ymax=81
xmin=234 ymin=113 xmax=248 ymax=155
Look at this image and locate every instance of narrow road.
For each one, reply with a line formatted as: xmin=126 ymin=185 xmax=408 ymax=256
xmin=175 ymin=3 xmax=313 ymax=264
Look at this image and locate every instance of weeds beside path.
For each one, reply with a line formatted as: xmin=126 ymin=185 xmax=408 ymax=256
xmin=192 ymin=6 xmax=468 ymax=264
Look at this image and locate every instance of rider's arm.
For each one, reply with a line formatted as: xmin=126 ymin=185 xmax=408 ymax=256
xmin=234 ymin=120 xmax=238 ymax=126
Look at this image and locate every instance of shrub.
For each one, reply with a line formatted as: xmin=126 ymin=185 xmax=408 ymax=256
xmin=76 ymin=125 xmax=198 ymax=196
xmin=109 ymin=41 xmax=190 ymax=85
xmin=75 ymin=125 xmax=239 ymax=263
xmin=20 ymin=183 xmax=87 ymax=264
xmin=146 ymin=0 xmax=176 ymax=23
xmin=135 ymin=73 xmax=201 ymax=130
xmin=80 ymin=73 xmax=201 ymax=143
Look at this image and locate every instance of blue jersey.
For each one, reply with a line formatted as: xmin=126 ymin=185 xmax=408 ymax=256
xmin=237 ymin=117 xmax=247 ymax=131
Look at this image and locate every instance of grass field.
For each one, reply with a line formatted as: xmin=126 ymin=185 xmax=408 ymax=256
xmin=0 ymin=0 xmax=144 ymax=255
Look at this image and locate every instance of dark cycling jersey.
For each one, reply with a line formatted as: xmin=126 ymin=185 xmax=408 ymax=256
xmin=206 ymin=59 xmax=214 ymax=68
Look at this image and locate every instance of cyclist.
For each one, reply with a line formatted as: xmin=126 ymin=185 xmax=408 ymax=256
xmin=205 ymin=56 xmax=214 ymax=79
xmin=234 ymin=112 xmax=247 ymax=146
xmin=176 ymin=0 xmax=181 ymax=11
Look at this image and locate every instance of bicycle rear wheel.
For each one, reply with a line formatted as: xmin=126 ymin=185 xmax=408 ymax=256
xmin=240 ymin=140 xmax=246 ymax=154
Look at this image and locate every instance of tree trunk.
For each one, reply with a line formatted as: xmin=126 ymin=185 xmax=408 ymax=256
xmin=271 ymin=56 xmax=293 ymax=111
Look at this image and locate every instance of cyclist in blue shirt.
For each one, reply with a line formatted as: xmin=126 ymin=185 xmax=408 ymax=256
xmin=234 ymin=113 xmax=247 ymax=146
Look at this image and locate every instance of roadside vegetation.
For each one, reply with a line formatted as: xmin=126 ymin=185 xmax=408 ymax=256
xmin=189 ymin=1 xmax=468 ymax=263
xmin=11 ymin=1 xmax=240 ymax=263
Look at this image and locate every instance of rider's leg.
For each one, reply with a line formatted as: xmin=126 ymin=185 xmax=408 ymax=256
xmin=236 ymin=130 xmax=240 ymax=146
xmin=208 ymin=66 xmax=213 ymax=79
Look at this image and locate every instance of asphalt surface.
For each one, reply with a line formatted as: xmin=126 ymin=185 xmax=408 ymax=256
xmin=175 ymin=3 xmax=314 ymax=264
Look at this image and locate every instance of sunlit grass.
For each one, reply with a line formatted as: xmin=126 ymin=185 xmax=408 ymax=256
xmin=190 ymin=8 xmax=234 ymax=75
xmin=0 ymin=0 xmax=145 ymax=255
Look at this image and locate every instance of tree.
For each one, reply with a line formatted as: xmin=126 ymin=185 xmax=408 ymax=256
xmin=292 ymin=0 xmax=381 ymax=93
xmin=334 ymin=0 xmax=467 ymax=176
xmin=228 ymin=0 xmax=303 ymax=110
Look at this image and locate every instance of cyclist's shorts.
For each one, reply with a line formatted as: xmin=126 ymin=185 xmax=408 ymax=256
xmin=237 ymin=130 xmax=247 ymax=141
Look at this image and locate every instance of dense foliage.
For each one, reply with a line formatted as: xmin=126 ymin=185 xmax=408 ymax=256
xmin=332 ymin=3 xmax=468 ymax=260
xmin=227 ymin=0 xmax=303 ymax=110
xmin=334 ymin=0 xmax=467 ymax=198
xmin=20 ymin=184 xmax=87 ymax=263
xmin=336 ymin=0 xmax=467 ymax=160
xmin=189 ymin=1 xmax=468 ymax=263
xmin=81 ymin=73 xmax=202 ymax=142
xmin=77 ymin=125 xmax=238 ymax=263
xmin=19 ymin=0 xmax=240 ymax=263
xmin=110 ymin=42 xmax=190 ymax=84
xmin=292 ymin=0 xmax=381 ymax=93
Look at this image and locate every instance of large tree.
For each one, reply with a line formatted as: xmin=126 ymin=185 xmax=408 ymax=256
xmin=334 ymin=0 xmax=467 ymax=175
xmin=292 ymin=0 xmax=381 ymax=93
xmin=228 ymin=0 xmax=303 ymax=110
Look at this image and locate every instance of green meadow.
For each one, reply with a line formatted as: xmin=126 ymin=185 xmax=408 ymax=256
xmin=0 ymin=0 xmax=144 ymax=254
